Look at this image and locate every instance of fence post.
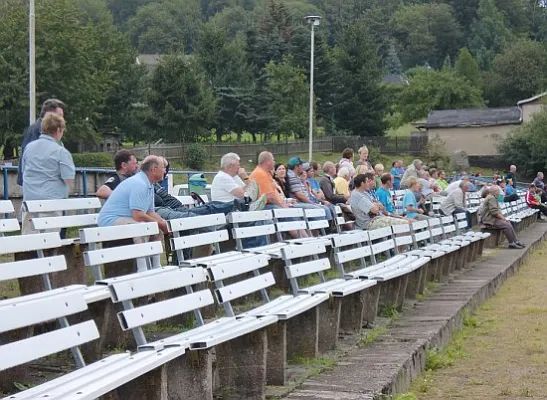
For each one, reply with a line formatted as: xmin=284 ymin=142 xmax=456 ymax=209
xmin=82 ymin=170 xmax=88 ymax=197
xmin=2 ymin=167 xmax=8 ymax=200
xmin=395 ymin=136 xmax=398 ymax=154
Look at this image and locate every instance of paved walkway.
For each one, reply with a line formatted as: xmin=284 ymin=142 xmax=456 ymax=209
xmin=284 ymin=223 xmax=547 ymax=399
xmin=413 ymin=238 xmax=547 ymax=399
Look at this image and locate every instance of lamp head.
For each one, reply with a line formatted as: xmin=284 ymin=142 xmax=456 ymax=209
xmin=305 ymin=15 xmax=321 ymax=26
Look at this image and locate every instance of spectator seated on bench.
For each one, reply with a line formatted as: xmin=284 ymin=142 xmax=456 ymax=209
xmin=440 ymin=180 xmax=472 ymax=228
xmin=480 ymin=185 xmax=524 ymax=249
xmin=95 ymin=149 xmax=139 ymax=200
xmin=525 ymin=183 xmax=547 ymax=218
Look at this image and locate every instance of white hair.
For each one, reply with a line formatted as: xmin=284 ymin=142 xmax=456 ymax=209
xmin=220 ymin=152 xmax=240 ymax=169
xmin=338 ymin=167 xmax=350 ymax=178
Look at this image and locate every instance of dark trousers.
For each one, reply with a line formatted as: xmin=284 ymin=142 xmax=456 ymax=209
xmin=504 ymin=193 xmax=519 ymax=202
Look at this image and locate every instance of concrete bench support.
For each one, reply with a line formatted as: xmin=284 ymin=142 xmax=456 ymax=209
xmin=286 ymin=307 xmax=320 ymax=360
xmin=215 ymin=329 xmax=267 ymax=400
xmin=266 ymin=322 xmax=287 ymax=386
xmin=317 ymin=298 xmax=342 ymax=353
xmin=112 ymin=349 xmax=213 ymax=400
xmin=378 ymin=275 xmax=409 ymax=312
xmin=482 ymin=228 xmax=503 ymax=248
xmin=339 ymin=289 xmax=376 ymax=333
xmin=406 ymin=262 xmax=428 ymax=299
xmin=362 ymin=284 xmax=381 ymax=327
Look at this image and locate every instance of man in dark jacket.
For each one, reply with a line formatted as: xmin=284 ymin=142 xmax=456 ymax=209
xmin=319 ymin=161 xmax=349 ymax=204
xmin=18 ymin=99 xmax=65 ymax=186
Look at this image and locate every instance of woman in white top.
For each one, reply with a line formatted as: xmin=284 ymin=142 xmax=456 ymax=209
xmin=339 ymin=147 xmax=356 ymax=177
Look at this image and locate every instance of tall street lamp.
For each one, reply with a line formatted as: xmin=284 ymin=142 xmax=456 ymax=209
xmin=29 ymin=0 xmax=36 ymax=124
xmin=304 ymin=15 xmax=321 ymax=162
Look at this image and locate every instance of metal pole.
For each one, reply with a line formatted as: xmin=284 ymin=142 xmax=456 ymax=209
xmin=29 ymin=0 xmax=36 ymax=124
xmin=308 ymin=24 xmax=315 ymax=162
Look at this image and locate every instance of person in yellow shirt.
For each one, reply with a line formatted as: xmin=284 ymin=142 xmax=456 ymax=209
xmin=334 ymin=167 xmax=351 ymax=196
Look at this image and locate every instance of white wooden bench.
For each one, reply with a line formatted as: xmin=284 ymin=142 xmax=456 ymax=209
xmin=0 ymin=287 xmax=182 ymax=400
xmin=333 ymin=205 xmax=355 ymax=233
xmin=0 ymin=200 xmax=19 ymax=236
xmin=97 ymin=264 xmax=277 ymax=398
xmin=25 ymin=198 xmax=101 ymax=245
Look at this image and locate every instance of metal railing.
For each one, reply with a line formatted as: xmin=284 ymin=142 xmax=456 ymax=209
xmin=1 ymin=165 xmax=218 ymax=199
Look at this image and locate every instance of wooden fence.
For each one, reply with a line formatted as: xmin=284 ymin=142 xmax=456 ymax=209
xmin=129 ymin=135 xmax=427 ymax=162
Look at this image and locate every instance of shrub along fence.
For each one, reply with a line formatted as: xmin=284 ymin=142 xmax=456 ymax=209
xmin=128 ymin=135 xmax=427 ymax=162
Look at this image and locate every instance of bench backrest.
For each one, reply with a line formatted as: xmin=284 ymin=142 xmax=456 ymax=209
xmin=0 ymin=288 xmax=97 ymax=371
xmin=174 ymin=195 xmax=210 ymax=207
xmin=391 ymin=223 xmax=414 ymax=251
xmin=229 ymin=210 xmax=276 ymax=251
xmin=272 ymin=208 xmax=307 ymax=241
xmin=80 ymin=222 xmax=162 ymax=281
xmin=168 ymin=213 xmax=228 ymax=263
xmin=331 ymin=230 xmax=371 ymax=276
xmin=0 ymin=200 xmax=19 ymax=235
xmin=281 ymin=242 xmax=331 ymax=295
xmin=207 ymin=253 xmax=273 ymax=317
xmin=104 ymin=266 xmax=212 ymax=347
xmin=454 ymin=212 xmax=468 ymax=233
xmin=334 ymin=205 xmax=354 ymax=233
xmin=368 ymin=226 xmax=397 ymax=264
xmin=302 ymin=208 xmax=329 ymax=236
xmin=428 ymin=217 xmax=444 ymax=243
xmin=25 ymin=198 xmax=101 ymax=235
xmin=411 ymin=220 xmax=431 ymax=248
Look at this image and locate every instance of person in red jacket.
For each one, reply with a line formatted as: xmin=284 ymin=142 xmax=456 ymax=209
xmin=525 ymin=184 xmax=547 ymax=217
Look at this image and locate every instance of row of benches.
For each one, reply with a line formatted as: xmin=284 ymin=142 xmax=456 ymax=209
xmin=0 ymin=194 xmax=539 ymax=399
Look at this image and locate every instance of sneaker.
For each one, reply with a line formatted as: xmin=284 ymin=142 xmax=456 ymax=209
xmin=190 ymin=192 xmax=206 ymax=206
xmin=508 ymin=242 xmax=524 ymax=249
xmin=249 ymin=194 xmax=267 ymax=211
xmin=247 ymin=180 xmax=259 ymax=202
xmin=516 ymin=241 xmax=526 ymax=247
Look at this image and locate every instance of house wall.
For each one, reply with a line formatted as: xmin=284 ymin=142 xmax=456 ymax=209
xmin=427 ymin=124 xmax=519 ymax=156
xmin=520 ymin=100 xmax=545 ymax=123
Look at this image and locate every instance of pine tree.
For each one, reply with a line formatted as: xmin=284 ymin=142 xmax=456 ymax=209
xmin=385 ymin=42 xmax=403 ymax=75
xmin=455 ymin=47 xmax=482 ymax=88
xmin=331 ymin=20 xmax=388 ymax=136
xmin=442 ymin=54 xmax=452 ymax=70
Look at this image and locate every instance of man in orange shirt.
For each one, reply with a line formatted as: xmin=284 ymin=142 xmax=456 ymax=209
xmin=250 ymin=151 xmax=290 ymax=209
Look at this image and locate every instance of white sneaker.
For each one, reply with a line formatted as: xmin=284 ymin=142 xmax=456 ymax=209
xmin=247 ymin=180 xmax=259 ymax=202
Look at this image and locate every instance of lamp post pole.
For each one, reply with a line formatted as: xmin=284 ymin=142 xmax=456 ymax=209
xmin=29 ymin=0 xmax=36 ymax=124
xmin=305 ymin=16 xmax=321 ymax=162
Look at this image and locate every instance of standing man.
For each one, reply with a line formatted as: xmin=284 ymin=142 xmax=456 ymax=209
xmin=95 ymin=149 xmax=139 ymax=199
xmin=21 ymin=113 xmax=75 ymax=234
xmin=390 ymin=160 xmax=403 ymax=190
xmin=18 ymin=99 xmax=65 ymax=186
xmin=505 ymin=165 xmax=518 ymax=188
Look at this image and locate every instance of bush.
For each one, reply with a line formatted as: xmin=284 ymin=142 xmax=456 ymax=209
xmin=424 ymin=134 xmax=450 ymax=169
xmin=185 ymin=143 xmax=208 ymax=170
xmin=71 ymin=152 xmax=114 ymax=168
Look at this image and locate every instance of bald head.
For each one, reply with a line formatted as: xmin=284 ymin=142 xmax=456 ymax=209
xmin=489 ymin=185 xmax=500 ymax=196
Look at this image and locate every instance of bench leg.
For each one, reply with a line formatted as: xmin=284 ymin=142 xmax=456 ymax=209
xmin=215 ymin=329 xmax=267 ymax=400
xmin=378 ymin=274 xmax=408 ymax=312
xmin=286 ymin=307 xmax=320 ymax=360
xmin=427 ymin=258 xmax=438 ymax=282
xmin=317 ymin=298 xmax=341 ymax=353
xmin=339 ymin=290 xmax=368 ymax=333
xmin=266 ymin=322 xmax=287 ymax=386
xmin=362 ymin=284 xmax=380 ymax=327
xmin=406 ymin=263 xmax=426 ymax=299
xmin=270 ymin=258 xmax=291 ymax=292
xmin=439 ymin=254 xmax=452 ymax=282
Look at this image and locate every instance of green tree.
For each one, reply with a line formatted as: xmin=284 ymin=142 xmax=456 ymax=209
xmin=331 ymin=20 xmax=388 ymax=136
xmin=106 ymin=0 xmax=152 ymax=27
xmin=455 ymin=47 xmax=482 ymax=88
xmin=148 ymin=54 xmax=217 ymax=143
xmin=499 ymin=108 xmax=547 ymax=175
xmin=392 ymin=3 xmax=463 ymax=69
xmin=264 ymin=56 xmax=308 ymax=139
xmin=396 ymin=67 xmax=485 ymax=123
xmin=483 ymin=39 xmax=547 ymax=106
xmin=385 ymin=41 xmax=403 ymax=75
xmin=75 ymin=0 xmax=114 ymax=24
xmin=468 ymin=0 xmax=514 ymax=70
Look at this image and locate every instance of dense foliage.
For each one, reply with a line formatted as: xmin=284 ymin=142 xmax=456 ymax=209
xmin=2 ymin=0 xmax=547 ymax=150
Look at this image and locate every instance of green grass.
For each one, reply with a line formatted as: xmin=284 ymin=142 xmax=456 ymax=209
xmin=386 ymin=123 xmax=415 ymax=137
xmin=358 ymin=326 xmax=387 ymax=347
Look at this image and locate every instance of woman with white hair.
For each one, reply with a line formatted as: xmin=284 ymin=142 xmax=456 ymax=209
xmin=355 ymin=146 xmax=373 ymax=172
xmin=334 ymin=167 xmax=351 ymax=197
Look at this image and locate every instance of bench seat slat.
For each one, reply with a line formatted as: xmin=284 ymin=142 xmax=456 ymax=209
xmin=170 ymin=230 xmax=229 ymax=250
xmin=118 ymin=289 xmax=215 ymax=330
xmin=0 ymin=255 xmax=66 ymax=281
xmin=285 ymin=258 xmax=331 ymax=279
xmin=110 ymin=268 xmax=208 ymax=302
xmin=0 ymin=290 xmax=88 ymax=333
xmin=180 ymin=251 xmax=244 ymax=267
xmin=84 ymin=241 xmax=163 ymax=266
xmin=0 ymin=200 xmax=15 ymax=214
xmin=241 ymin=293 xmax=329 ymax=320
xmin=31 ymin=214 xmax=98 ymax=231
xmin=24 ymin=198 xmax=101 ymax=213
xmin=215 ymin=272 xmax=275 ymax=303
xmin=79 ymin=222 xmax=158 ymax=244
xmin=0 ymin=218 xmax=20 ymax=233
xmin=207 ymin=253 xmax=270 ymax=280
xmin=298 ymin=278 xmax=377 ymax=297
xmin=0 ymin=321 xmax=99 ymax=371
xmin=168 ymin=213 xmax=227 ymax=232
xmin=0 ymin=232 xmax=62 ymax=255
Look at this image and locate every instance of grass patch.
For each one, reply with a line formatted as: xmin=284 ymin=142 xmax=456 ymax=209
xmin=378 ymin=305 xmax=400 ymax=320
xmin=358 ymin=326 xmax=387 ymax=348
